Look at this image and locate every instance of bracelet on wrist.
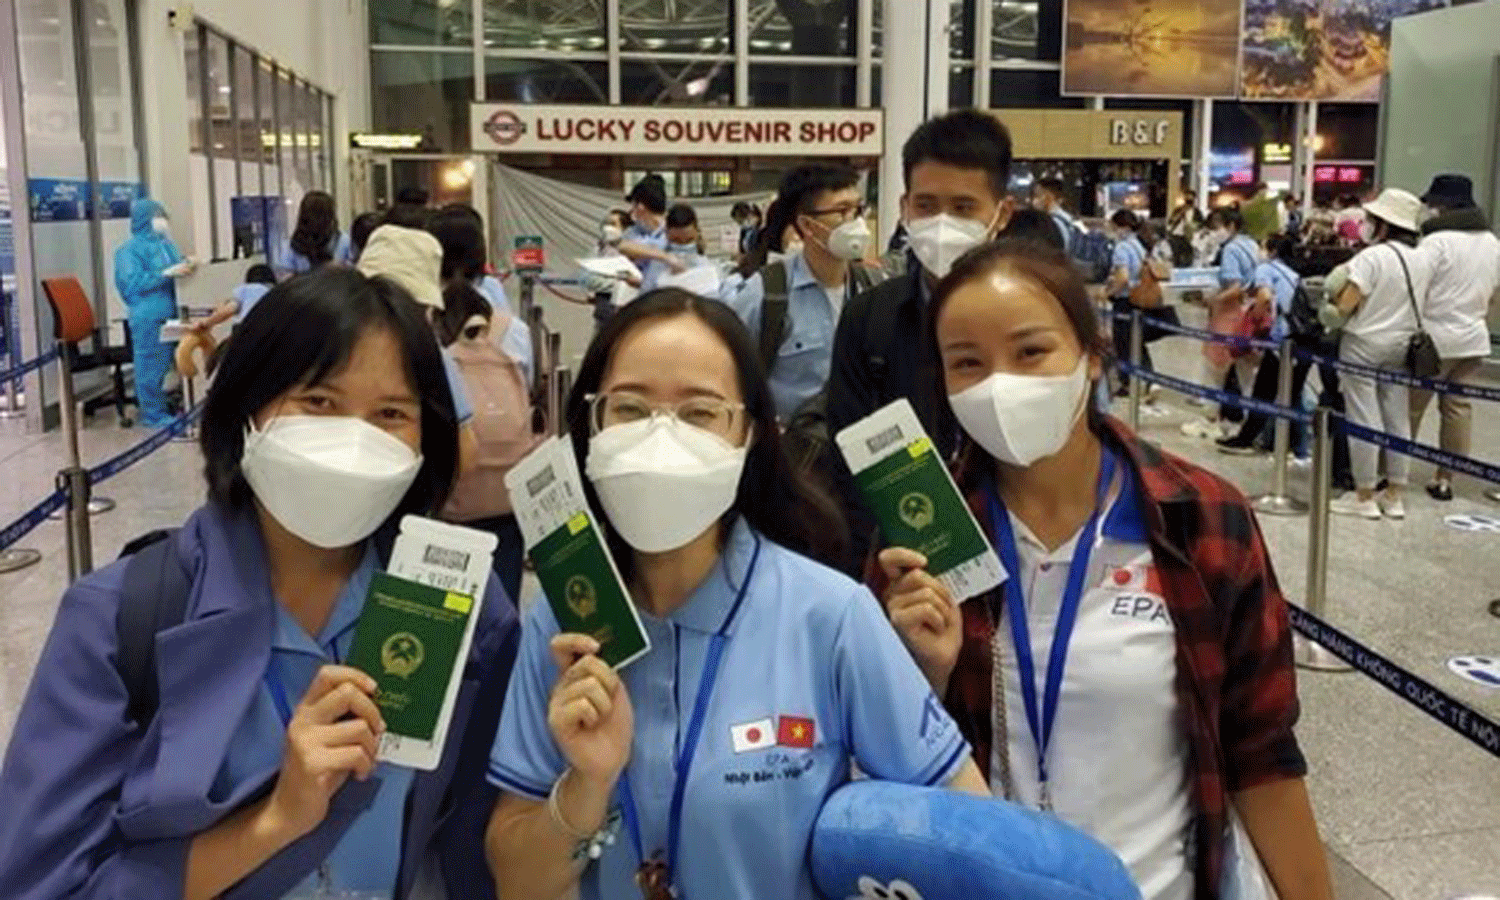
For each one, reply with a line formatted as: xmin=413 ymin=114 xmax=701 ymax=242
xmin=548 ymin=769 xmax=619 ymax=863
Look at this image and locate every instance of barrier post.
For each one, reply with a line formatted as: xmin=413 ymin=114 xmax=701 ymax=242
xmin=1127 ymin=310 xmax=1144 ymax=432
xmin=0 ymin=290 xmax=20 ymax=419
xmin=553 ymin=366 xmax=573 ymax=437
xmin=1253 ymin=338 xmax=1309 ymax=516
xmin=1296 ymin=407 xmax=1349 ymax=671
xmin=54 ymin=347 xmax=94 ymax=580
xmin=0 ymin=546 xmax=42 ymax=573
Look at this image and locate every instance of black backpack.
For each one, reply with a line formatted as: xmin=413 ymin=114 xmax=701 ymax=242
xmin=1273 ymin=262 xmax=1324 ymax=343
xmin=756 ymin=260 xmax=884 ymax=477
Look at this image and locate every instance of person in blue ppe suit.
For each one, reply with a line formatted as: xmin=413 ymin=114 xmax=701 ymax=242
xmin=115 ymin=198 xmax=194 ymax=428
xmin=0 ymin=267 xmax=518 ymax=900
xmin=484 ymin=288 xmax=988 ymax=900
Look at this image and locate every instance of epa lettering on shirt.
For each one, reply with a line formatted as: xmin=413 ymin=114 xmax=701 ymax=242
xmin=1109 ymin=593 xmax=1170 ymax=624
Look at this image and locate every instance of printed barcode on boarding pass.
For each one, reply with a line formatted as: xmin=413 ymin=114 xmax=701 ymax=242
xmin=865 ymin=425 xmax=904 ymax=456
xmin=941 ymin=555 xmax=1003 ymax=600
xmin=423 ymin=544 xmax=470 ymax=572
xmin=526 ymin=465 xmax=556 ymax=498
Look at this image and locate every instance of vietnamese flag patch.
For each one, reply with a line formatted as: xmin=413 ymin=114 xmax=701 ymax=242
xmin=777 ymin=716 xmax=815 ymax=748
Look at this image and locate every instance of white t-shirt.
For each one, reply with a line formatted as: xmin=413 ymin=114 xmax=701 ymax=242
xmin=1343 ymin=242 xmax=1434 ymax=346
xmin=1416 ymin=229 xmax=1500 ymax=359
xmin=990 ymin=507 xmax=1193 ymax=900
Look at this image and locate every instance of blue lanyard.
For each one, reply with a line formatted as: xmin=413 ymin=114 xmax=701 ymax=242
xmin=985 ymin=452 xmax=1116 ymax=809
xmin=618 ymin=534 xmax=762 ymax=895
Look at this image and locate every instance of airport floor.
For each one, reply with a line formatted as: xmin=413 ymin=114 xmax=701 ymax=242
xmin=0 ymin=333 xmax=1497 ymax=899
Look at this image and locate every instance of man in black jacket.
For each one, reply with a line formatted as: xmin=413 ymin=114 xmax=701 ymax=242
xmin=825 ymin=109 xmax=1014 ymax=576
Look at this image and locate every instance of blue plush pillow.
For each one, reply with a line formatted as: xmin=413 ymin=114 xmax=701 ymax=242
xmin=811 ymin=781 xmax=1141 ymax=900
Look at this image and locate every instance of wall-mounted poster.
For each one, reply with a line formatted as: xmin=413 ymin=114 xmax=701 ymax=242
xmin=1240 ymin=0 xmax=1448 ymax=101
xmin=1062 ymin=0 xmax=1243 ymax=98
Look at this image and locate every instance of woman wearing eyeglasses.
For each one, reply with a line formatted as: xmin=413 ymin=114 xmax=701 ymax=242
xmin=484 ymin=288 xmax=987 ymax=900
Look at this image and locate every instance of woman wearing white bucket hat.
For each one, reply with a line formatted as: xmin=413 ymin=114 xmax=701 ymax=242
xmin=1320 ymin=188 xmax=1435 ymax=521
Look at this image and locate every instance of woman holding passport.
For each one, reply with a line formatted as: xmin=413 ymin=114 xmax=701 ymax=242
xmin=484 ymin=288 xmax=989 ymax=900
xmin=0 ymin=267 xmax=518 ymax=900
xmin=873 ymin=239 xmax=1332 ymax=900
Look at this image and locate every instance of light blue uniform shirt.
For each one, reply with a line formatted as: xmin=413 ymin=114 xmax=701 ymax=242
xmin=1218 ymin=235 xmax=1260 ymax=290
xmin=720 ymin=251 xmax=839 ymax=423
xmin=488 ymin=520 xmax=970 ymax=900
xmin=441 ymin=350 xmax=475 ymax=425
xmin=1110 ymin=235 xmax=1146 ymax=298
xmin=232 ymin=283 xmax=273 ymax=323
xmin=1050 ymin=209 xmax=1077 ymax=255
xmin=624 ymin=222 xmax=669 ymax=291
xmin=477 ymin=274 xmax=535 ymax=389
xmin=213 ymin=546 xmax=415 ymax=897
xmin=275 ymin=232 xmax=353 ymax=277
xmin=1254 ymin=259 xmax=1298 ymax=345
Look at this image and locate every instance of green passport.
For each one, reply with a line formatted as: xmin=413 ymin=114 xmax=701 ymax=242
xmin=855 ymin=436 xmax=992 ymax=576
xmin=530 ymin=511 xmax=649 ymax=669
xmin=347 ymin=572 xmax=473 ymax=741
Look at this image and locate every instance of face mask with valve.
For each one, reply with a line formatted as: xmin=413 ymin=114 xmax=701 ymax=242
xmin=822 ymin=217 xmax=871 ymax=262
xmin=585 ymin=415 xmax=748 ymax=554
xmin=241 ymin=415 xmax=423 ymax=549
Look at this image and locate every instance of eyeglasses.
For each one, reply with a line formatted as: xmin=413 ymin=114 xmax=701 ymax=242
xmin=587 ymin=391 xmax=745 ymax=439
xmin=804 ymin=201 xmax=867 ymax=222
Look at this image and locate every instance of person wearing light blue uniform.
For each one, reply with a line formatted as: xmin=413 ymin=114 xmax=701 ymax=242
xmin=722 ymin=249 xmax=839 ymax=423
xmin=0 ymin=268 xmax=517 ymax=900
xmin=1105 ymin=209 xmax=1150 ymax=394
xmin=619 ymin=175 xmax=683 ymax=292
xmin=427 ymin=203 xmax=536 ymax=389
xmin=484 ymin=290 xmax=987 ymax=900
xmin=274 ymin=191 xmax=352 ymax=279
xmin=114 ymin=198 xmax=192 ymax=427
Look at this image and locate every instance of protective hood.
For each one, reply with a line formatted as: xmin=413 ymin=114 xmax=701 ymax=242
xmin=130 ymin=199 xmax=167 ymax=238
xmin=1421 ymin=206 xmax=1490 ymax=236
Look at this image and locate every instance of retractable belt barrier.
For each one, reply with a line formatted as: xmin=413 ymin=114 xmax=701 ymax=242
xmin=0 ymin=404 xmax=201 ymax=554
xmin=1293 ymin=347 xmax=1500 ymax=403
xmin=0 ymin=347 xmax=61 ymax=386
xmin=1338 ymin=418 xmax=1500 ymax=487
xmin=1108 ymin=308 xmax=1281 ymax=353
xmin=1115 ymin=361 xmax=1313 ymax=425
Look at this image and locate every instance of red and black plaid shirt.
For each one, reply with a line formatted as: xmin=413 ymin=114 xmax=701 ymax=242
xmin=868 ymin=417 xmax=1307 ymax=899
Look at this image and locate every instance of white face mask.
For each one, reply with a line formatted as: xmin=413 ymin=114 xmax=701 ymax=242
xmin=906 ymin=212 xmax=994 ymax=279
xmin=586 ymin=416 xmax=748 ymax=554
xmin=601 ymin=224 xmax=624 ymax=246
xmin=241 ymin=415 xmax=423 ymax=549
xmin=152 ymin=216 xmax=170 ymax=236
xmin=948 ymin=357 xmax=1090 ymax=467
xmin=824 ymin=217 xmax=871 ymax=262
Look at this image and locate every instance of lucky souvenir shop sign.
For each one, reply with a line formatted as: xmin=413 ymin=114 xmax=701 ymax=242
xmin=472 ymin=103 xmax=884 ymax=157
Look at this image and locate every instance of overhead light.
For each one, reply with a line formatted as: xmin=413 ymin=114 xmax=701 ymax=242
xmin=686 ymin=76 xmax=710 ymax=97
xmin=219 ymin=85 xmax=231 ymax=93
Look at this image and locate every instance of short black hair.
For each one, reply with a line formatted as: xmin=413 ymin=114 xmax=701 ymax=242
xmin=567 ymin=289 xmax=848 ymax=575
xmin=350 ymin=212 xmax=382 ymax=257
xmin=738 ymin=164 xmax=859 ymax=276
xmin=1110 ymin=209 xmax=1142 ymax=231
xmin=626 ymin=175 xmax=667 ymax=215
xmin=428 ymin=206 xmax=487 ymax=283
xmin=245 ymin=263 xmax=276 ymax=285
xmin=902 ymin=109 xmax=1013 ymax=199
xmin=1035 ymin=177 xmax=1066 ymax=197
xmin=201 ymin=266 xmax=459 ymax=521
xmin=1000 ymin=208 xmax=1065 ymax=251
xmin=1266 ymin=233 xmax=1297 ymax=261
xmin=665 ymin=203 xmax=699 ymax=230
xmin=383 ymin=203 xmax=432 ymax=230
xmin=1208 ymin=204 xmax=1244 ymax=231
xmin=395 ymin=186 xmax=429 ymax=206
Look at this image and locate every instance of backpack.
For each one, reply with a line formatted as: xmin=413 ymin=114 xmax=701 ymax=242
xmin=1275 ymin=262 xmax=1324 ymax=342
xmin=1072 ymin=229 xmax=1115 ymax=284
xmin=113 ymin=526 xmax=400 ymax=727
xmin=756 ymin=260 xmax=886 ymax=476
xmin=443 ymin=319 xmax=542 ymax=521
xmin=1166 ymin=234 xmax=1195 ymax=268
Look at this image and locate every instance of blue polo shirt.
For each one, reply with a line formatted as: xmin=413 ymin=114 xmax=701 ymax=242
xmin=232 ymin=283 xmax=272 ymax=323
xmin=1254 ymin=259 xmax=1299 ymax=345
xmin=720 ymin=252 xmax=840 ymax=422
xmin=624 ymin=222 xmax=669 ymax=291
xmin=275 ymin=232 xmax=353 ymax=277
xmin=1218 ymin=235 xmax=1260 ymax=290
xmin=212 ymin=545 xmax=415 ymax=896
xmin=441 ymin=350 xmax=475 ymax=425
xmin=1110 ymin=235 xmax=1146 ymax=299
xmin=489 ymin=520 xmax=970 ymax=900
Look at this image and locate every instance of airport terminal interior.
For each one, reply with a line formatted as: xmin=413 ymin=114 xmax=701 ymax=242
xmin=1 ymin=1 xmax=1498 ymax=899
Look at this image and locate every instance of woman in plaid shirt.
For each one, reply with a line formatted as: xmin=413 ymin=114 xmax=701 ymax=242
xmin=871 ymin=239 xmax=1333 ymax=900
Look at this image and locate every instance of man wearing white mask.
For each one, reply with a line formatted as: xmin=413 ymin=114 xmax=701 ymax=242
xmin=825 ymin=109 xmax=1014 ymax=575
xmin=721 ymin=163 xmax=873 ymax=427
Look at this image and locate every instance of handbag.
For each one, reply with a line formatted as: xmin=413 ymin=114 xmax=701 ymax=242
xmin=1389 ymin=245 xmax=1441 ymax=378
xmin=1128 ymin=254 xmax=1167 ymax=309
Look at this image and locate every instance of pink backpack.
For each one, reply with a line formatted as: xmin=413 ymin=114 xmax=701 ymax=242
xmin=442 ymin=315 xmax=542 ymax=521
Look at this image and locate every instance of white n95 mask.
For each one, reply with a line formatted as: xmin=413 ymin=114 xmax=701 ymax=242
xmin=586 ymin=416 xmax=748 ymax=554
xmin=827 ymin=217 xmax=871 ymax=262
xmin=948 ymin=357 xmax=1090 ymax=467
xmin=241 ymin=415 xmax=423 ymax=549
xmin=906 ymin=213 xmax=993 ymax=279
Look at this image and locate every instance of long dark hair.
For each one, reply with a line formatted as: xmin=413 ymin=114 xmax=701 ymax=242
xmin=566 ymin=288 xmax=848 ymax=576
xmin=289 ymin=191 xmax=338 ymax=265
xmin=926 ymin=239 xmax=1106 ymax=490
xmin=202 ymin=266 xmax=459 ymax=520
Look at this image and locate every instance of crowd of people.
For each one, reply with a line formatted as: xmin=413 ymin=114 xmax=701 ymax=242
xmin=5 ymin=102 xmax=1496 ymax=900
